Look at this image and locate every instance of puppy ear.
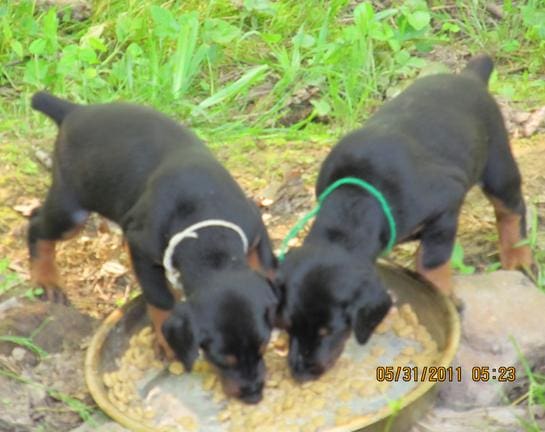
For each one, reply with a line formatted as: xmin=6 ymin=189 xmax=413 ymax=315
xmin=162 ymin=303 xmax=200 ymax=371
xmin=270 ymin=272 xmax=290 ymax=328
xmin=270 ymin=272 xmax=286 ymax=304
xmin=350 ymin=271 xmax=392 ymax=345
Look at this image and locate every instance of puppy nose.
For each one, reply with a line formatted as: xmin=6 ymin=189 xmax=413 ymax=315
xmin=240 ymin=381 xmax=264 ymax=404
xmin=290 ymin=353 xmax=325 ymax=381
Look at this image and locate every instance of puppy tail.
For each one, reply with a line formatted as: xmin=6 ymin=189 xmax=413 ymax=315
xmin=461 ymin=54 xmax=494 ymax=85
xmin=31 ymin=91 xmax=78 ymax=126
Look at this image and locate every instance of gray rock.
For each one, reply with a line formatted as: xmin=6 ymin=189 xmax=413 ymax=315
xmin=28 ymin=385 xmax=47 ymax=407
xmin=438 ymin=271 xmax=545 ymax=409
xmin=69 ymin=412 xmax=129 ymax=432
xmin=411 ymin=405 xmax=528 ymax=432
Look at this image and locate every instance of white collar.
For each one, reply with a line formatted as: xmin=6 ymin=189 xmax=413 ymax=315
xmin=162 ymin=219 xmax=249 ymax=291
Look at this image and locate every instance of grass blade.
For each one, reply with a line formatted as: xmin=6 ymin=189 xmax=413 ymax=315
xmin=197 ymin=64 xmax=269 ymax=110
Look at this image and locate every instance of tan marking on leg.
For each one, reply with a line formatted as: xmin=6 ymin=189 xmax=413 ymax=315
xmin=415 ymin=245 xmax=453 ymax=297
xmin=147 ymin=304 xmax=175 ymax=361
xmin=30 ymin=240 xmax=66 ymax=303
xmin=488 ymin=197 xmax=532 ymax=269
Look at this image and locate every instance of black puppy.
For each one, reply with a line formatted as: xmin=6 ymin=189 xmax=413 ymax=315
xmin=276 ymin=55 xmax=532 ymax=381
xmin=29 ymin=92 xmax=277 ymax=403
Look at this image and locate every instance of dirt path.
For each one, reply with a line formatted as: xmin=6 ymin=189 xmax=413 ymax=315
xmin=0 ymin=133 xmax=544 ymax=429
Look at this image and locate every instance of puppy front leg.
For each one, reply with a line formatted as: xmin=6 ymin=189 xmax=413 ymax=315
xmin=128 ymin=243 xmax=176 ymax=360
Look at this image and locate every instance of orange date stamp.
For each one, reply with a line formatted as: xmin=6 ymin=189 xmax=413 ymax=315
xmin=376 ymin=366 xmax=516 ymax=382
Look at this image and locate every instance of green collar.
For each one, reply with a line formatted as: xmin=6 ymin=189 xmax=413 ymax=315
xmin=278 ymin=176 xmax=397 ymax=261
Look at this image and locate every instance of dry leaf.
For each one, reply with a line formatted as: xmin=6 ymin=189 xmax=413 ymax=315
xmin=13 ymin=198 xmax=41 ymax=217
xmin=102 ymin=261 xmax=128 ymax=276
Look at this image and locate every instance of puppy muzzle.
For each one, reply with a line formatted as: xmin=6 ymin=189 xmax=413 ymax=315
xmin=221 ymin=376 xmax=264 ymax=404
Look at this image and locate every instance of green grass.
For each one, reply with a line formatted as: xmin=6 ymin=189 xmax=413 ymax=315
xmin=0 ymin=367 xmax=96 ymax=424
xmin=0 ymin=323 xmax=97 ymax=424
xmin=511 ymin=337 xmax=545 ymax=431
xmin=0 ymin=258 xmax=21 ymax=296
xmin=1 ymin=0 xmax=545 ymax=143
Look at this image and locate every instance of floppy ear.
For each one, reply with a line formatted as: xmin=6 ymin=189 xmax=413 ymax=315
xmin=264 ymin=281 xmax=280 ymax=327
xmin=162 ymin=303 xmax=200 ymax=371
xmin=350 ymin=271 xmax=392 ymax=345
xmin=270 ymin=271 xmax=286 ymax=304
xmin=270 ymin=272 xmax=290 ymax=329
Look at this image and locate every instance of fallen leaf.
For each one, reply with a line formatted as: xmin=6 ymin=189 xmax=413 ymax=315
xmin=13 ymin=198 xmax=41 ymax=217
xmin=102 ymin=261 xmax=128 ymax=276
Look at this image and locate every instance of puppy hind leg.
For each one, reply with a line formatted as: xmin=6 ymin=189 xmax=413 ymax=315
xmin=481 ymin=132 xmax=532 ymax=270
xmin=28 ymin=186 xmax=88 ymax=304
xmin=486 ymin=195 xmax=532 ymax=270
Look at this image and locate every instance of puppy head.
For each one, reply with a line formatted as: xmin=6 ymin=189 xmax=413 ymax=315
xmin=162 ymin=270 xmax=277 ymax=404
xmin=276 ymin=245 xmax=391 ymax=381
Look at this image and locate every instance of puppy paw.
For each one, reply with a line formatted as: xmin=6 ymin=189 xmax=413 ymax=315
xmin=40 ymin=284 xmax=70 ymax=305
xmin=500 ymin=244 xmax=533 ymax=271
xmin=31 ymin=275 xmax=69 ymax=304
xmin=154 ymin=332 xmax=176 ymax=362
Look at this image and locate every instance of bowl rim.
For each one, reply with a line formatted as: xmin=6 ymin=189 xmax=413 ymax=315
xmin=84 ymin=262 xmax=461 ymax=432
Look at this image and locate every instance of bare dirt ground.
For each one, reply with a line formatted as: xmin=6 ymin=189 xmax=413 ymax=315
xmin=0 ymin=132 xmax=544 ymax=430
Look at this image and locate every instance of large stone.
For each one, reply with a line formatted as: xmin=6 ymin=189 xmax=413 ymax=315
xmin=411 ymin=406 xmax=530 ymax=432
xmin=0 ymin=301 xmax=97 ymax=356
xmin=69 ymin=412 xmax=129 ymax=432
xmin=437 ymin=271 xmax=545 ymax=409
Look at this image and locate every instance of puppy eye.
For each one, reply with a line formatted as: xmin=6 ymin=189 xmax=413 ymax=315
xmin=224 ymin=355 xmax=237 ymax=367
xmin=318 ymin=327 xmax=330 ymax=337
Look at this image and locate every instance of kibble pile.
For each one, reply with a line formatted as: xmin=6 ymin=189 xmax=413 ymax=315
xmin=102 ymin=303 xmax=439 ymax=432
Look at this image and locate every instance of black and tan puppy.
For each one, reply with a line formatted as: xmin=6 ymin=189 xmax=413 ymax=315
xmin=29 ymin=92 xmax=277 ymax=403
xmin=276 ymin=55 xmax=532 ymax=381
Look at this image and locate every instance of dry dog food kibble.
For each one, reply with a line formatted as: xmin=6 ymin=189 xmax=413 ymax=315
xmin=103 ymin=303 xmax=439 ymax=431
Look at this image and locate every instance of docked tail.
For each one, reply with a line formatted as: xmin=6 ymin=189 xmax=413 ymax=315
xmin=461 ymin=54 xmax=494 ymax=85
xmin=31 ymin=91 xmax=78 ymax=126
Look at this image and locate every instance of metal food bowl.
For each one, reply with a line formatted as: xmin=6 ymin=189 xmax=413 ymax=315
xmin=85 ymin=262 xmax=460 ymax=432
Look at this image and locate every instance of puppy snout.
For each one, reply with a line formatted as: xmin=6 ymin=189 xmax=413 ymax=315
xmin=289 ymin=350 xmax=324 ymax=381
xmin=221 ymin=376 xmax=264 ymax=404
xmin=240 ymin=381 xmax=264 ymax=404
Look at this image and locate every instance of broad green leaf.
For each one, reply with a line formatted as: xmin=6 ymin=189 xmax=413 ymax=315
xmin=243 ymin=0 xmax=276 ymax=15
xmin=29 ymin=39 xmax=46 ymax=55
xmin=42 ymin=8 xmax=58 ymax=40
xmin=78 ymin=47 xmax=97 ymax=64
xmin=150 ymin=6 xmax=179 ymax=39
xmin=293 ymin=32 xmax=315 ymax=49
xmin=262 ymin=33 xmax=281 ymax=44
xmin=354 ymin=3 xmax=375 ymax=27
xmin=310 ymin=99 xmax=331 ymax=116
xmin=203 ymin=18 xmax=241 ymax=45
xmin=407 ymin=10 xmax=430 ymax=31
xmin=11 ymin=40 xmax=24 ymax=58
